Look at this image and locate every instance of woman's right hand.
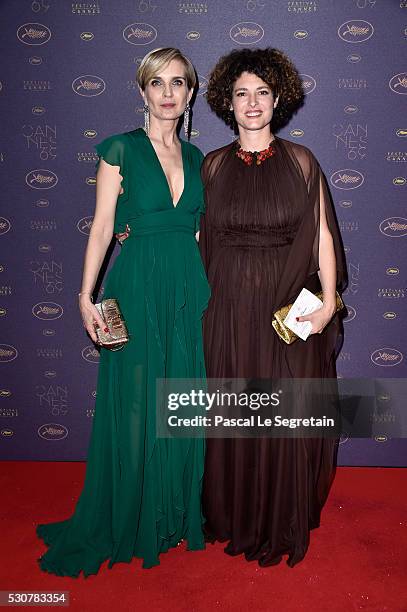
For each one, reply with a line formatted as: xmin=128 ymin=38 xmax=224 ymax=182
xmin=79 ymin=294 xmax=108 ymax=344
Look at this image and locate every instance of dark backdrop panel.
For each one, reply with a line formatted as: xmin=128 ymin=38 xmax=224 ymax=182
xmin=0 ymin=0 xmax=406 ymax=465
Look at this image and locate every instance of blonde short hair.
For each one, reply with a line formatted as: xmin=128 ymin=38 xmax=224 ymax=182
xmin=137 ymin=47 xmax=196 ymax=91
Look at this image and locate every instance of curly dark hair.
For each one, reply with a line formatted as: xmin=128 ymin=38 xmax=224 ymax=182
xmin=206 ymin=47 xmax=304 ymax=132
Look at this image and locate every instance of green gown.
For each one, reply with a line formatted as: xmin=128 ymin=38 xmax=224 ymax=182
xmin=35 ymin=128 xmax=211 ymax=577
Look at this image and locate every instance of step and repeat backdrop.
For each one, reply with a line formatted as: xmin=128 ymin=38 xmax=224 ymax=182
xmin=0 ymin=0 xmax=406 ymax=465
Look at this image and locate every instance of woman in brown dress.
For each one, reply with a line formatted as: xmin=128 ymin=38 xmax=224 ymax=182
xmin=199 ymin=48 xmax=347 ymax=567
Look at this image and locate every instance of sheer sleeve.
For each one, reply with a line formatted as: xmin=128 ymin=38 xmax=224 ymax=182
xmin=283 ymin=142 xmax=347 ymax=296
xmin=304 ymin=147 xmax=348 ymax=359
xmin=94 ymin=134 xmax=129 ymax=206
xmin=307 ymin=149 xmax=348 ymax=294
xmin=270 ymin=140 xmax=348 ymax=359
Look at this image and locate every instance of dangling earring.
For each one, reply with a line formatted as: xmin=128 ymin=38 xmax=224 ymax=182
xmin=143 ymin=103 xmax=150 ymax=135
xmin=183 ymin=102 xmax=190 ymax=139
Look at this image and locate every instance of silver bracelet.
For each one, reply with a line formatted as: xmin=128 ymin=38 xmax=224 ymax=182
xmin=78 ymin=292 xmax=93 ymax=302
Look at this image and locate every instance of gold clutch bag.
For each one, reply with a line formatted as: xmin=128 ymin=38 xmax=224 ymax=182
xmin=272 ymin=290 xmax=344 ymax=345
xmin=94 ymin=298 xmax=129 ymax=351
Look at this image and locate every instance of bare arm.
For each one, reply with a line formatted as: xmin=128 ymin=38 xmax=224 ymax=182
xmin=79 ymin=159 xmax=123 ymax=342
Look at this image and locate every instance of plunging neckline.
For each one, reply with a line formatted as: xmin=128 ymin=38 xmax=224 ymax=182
xmin=139 ymin=128 xmax=186 ymax=209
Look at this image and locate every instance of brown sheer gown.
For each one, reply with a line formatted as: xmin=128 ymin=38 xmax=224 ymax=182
xmin=199 ymin=136 xmax=347 ymax=568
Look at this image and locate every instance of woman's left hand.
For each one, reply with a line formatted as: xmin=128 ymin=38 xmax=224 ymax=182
xmin=296 ymin=304 xmax=336 ymax=335
xmin=115 ymin=223 xmax=130 ymax=244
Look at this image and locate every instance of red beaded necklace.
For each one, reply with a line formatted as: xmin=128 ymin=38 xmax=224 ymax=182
xmin=235 ymin=138 xmax=276 ymax=166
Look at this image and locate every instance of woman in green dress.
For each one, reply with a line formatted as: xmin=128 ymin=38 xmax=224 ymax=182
xmin=35 ymin=48 xmax=210 ymax=577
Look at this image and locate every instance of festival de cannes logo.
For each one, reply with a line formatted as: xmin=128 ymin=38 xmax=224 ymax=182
xmin=377 ymin=394 xmax=391 ymax=403
xmin=337 ymin=20 xmax=374 ymax=43
xmin=26 ymin=169 xmax=58 ymax=189
xmin=32 ymin=106 xmax=46 ymax=116
xmin=370 ymin=348 xmax=403 ymax=367
xmin=186 ymin=31 xmax=200 ymax=40
xmin=339 ymin=200 xmax=352 ymax=208
xmin=29 ymin=56 xmax=43 ymax=65
xmin=379 ymin=217 xmax=407 ymax=237
xmin=396 ymin=129 xmax=407 ymax=137
xmin=393 ymin=177 xmax=406 ymax=185
xmin=378 ymin=288 xmax=404 ymax=298
xmin=72 ymin=75 xmax=106 ymax=97
xmin=347 ymin=53 xmax=361 ymax=63
xmin=344 ymin=305 xmax=356 ymax=322
xmin=38 ymin=423 xmax=68 ymax=441
xmin=32 ymin=302 xmax=63 ymax=320
xmin=1 ymin=429 xmax=14 ymax=438
xmin=330 ymin=169 xmax=364 ymax=190
xmin=44 ymin=371 xmax=57 ymax=379
xmin=82 ymin=346 xmax=100 ymax=363
xmin=383 ymin=312 xmax=397 ymax=320
xmin=0 ymin=218 xmax=11 ymax=235
xmin=17 ymin=23 xmax=51 ymax=45
xmin=77 ymin=216 xmax=93 ymax=235
xmin=42 ymin=329 xmax=56 ymax=337
xmin=123 ymin=23 xmax=157 ymax=45
xmin=72 ymin=2 xmax=100 ymax=15
xmin=287 ymin=1 xmax=318 ymax=12
xmin=179 ymin=2 xmax=208 ymax=13
xmin=0 ymin=345 xmax=18 ymax=363
xmin=389 ymin=73 xmax=407 ymax=95
xmin=299 ymin=74 xmax=316 ymax=94
xmin=294 ymin=30 xmax=308 ymax=39
xmin=386 ymin=267 xmax=400 ymax=276
xmin=229 ymin=22 xmax=264 ymax=45
xmin=290 ymin=129 xmax=304 ymax=138
xmin=80 ymin=32 xmax=94 ymax=41
xmin=35 ymin=199 xmax=49 ymax=207
xmin=344 ymin=104 xmax=359 ymax=114
xmin=84 ymin=129 xmax=97 ymax=138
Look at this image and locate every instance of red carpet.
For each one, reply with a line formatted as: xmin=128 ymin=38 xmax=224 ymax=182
xmin=1 ymin=462 xmax=406 ymax=611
